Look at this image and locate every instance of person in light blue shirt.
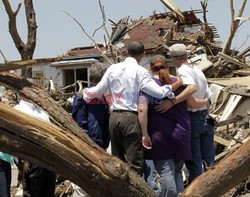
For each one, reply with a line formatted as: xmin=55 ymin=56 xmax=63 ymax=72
xmin=0 ymin=152 xmax=14 ymax=197
xmin=0 ymin=95 xmax=14 ymax=197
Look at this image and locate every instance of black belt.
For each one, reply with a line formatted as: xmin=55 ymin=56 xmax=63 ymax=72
xmin=189 ymin=109 xmax=208 ymax=115
xmin=112 ymin=110 xmax=138 ymax=114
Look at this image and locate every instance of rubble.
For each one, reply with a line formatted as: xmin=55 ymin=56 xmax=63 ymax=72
xmin=0 ymin=1 xmax=249 ymax=196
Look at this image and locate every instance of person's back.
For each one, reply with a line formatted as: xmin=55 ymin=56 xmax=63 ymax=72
xmin=106 ymin=58 xmax=157 ymax=111
xmin=169 ymin=43 xmax=214 ymax=183
xmin=178 ymin=64 xmax=210 ymax=112
xmin=72 ymin=63 xmax=110 ymax=149
xmin=72 ymin=95 xmax=110 ymax=149
xmin=83 ymin=40 xmax=183 ymax=175
xmin=138 ymin=55 xmax=190 ymax=196
xmin=144 ymin=77 xmax=191 ymax=161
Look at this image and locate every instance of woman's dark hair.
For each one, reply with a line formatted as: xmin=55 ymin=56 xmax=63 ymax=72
xmin=150 ymin=55 xmax=171 ymax=85
xmin=127 ymin=40 xmax=145 ymax=57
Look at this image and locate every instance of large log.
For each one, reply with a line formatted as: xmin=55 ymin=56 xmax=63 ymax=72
xmin=181 ymin=139 xmax=250 ymax=197
xmin=0 ymin=71 xmax=155 ymax=196
xmin=0 ymin=71 xmax=93 ymax=145
xmin=0 ymin=102 xmax=155 ymax=197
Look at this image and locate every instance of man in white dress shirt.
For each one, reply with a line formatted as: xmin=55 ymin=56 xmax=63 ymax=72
xmin=83 ymin=40 xmax=182 ymax=174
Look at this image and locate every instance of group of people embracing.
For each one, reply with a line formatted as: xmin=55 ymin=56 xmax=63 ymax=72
xmin=0 ymin=39 xmax=215 ymax=197
xmin=78 ymin=40 xmax=215 ymax=197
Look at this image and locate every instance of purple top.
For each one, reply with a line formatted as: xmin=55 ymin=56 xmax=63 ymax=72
xmin=143 ymin=77 xmax=191 ymax=161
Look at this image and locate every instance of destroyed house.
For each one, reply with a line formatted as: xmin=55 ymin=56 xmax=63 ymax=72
xmin=31 ymin=10 xmax=219 ymax=91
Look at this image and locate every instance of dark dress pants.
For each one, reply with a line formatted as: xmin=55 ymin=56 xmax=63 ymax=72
xmin=23 ymin=164 xmax=56 ymax=197
xmin=109 ymin=111 xmax=144 ymax=175
xmin=0 ymin=159 xmax=11 ymax=197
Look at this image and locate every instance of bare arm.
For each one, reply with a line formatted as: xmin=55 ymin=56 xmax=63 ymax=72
xmin=187 ymin=97 xmax=209 ymax=109
xmin=171 ymin=77 xmax=183 ymax=92
xmin=174 ymin=85 xmax=197 ymax=104
xmin=138 ymin=95 xmax=152 ymax=149
xmin=155 ymin=85 xmax=197 ymax=113
xmin=140 ymin=71 xmax=181 ymax=99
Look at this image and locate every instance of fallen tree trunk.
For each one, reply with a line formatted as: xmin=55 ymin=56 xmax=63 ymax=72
xmin=0 ymin=71 xmax=94 ymax=146
xmin=0 ymin=71 xmax=155 ymax=196
xmin=181 ymin=139 xmax=250 ymax=197
xmin=0 ymin=102 xmax=155 ymax=197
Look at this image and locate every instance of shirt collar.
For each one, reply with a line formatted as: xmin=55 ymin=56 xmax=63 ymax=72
xmin=124 ymin=57 xmax=138 ymax=64
xmin=88 ymin=84 xmax=95 ymax=88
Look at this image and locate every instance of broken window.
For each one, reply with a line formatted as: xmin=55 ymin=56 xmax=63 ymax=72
xmin=63 ymin=68 xmax=88 ymax=93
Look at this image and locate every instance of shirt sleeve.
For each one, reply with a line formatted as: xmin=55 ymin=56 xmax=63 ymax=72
xmin=178 ymin=66 xmax=196 ymax=86
xmin=72 ymin=97 xmax=88 ymax=132
xmin=205 ymin=87 xmax=212 ymax=99
xmin=83 ymin=68 xmax=110 ymax=101
xmin=139 ymin=70 xmax=175 ymax=99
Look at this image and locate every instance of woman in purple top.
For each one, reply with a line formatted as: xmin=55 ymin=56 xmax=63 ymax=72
xmin=138 ymin=55 xmax=209 ymax=197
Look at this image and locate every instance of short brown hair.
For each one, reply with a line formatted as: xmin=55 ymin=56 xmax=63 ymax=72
xmin=89 ymin=63 xmax=108 ymax=84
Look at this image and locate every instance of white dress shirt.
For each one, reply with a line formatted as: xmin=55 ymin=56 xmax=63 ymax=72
xmin=83 ymin=57 xmax=174 ymax=111
xmin=178 ymin=63 xmax=212 ymax=112
xmin=14 ymin=100 xmax=50 ymax=122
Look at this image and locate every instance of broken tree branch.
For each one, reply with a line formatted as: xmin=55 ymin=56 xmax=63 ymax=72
xmin=0 ymin=71 xmax=89 ymax=142
xmin=60 ymin=80 xmax=88 ymax=92
xmin=217 ymin=52 xmax=250 ymax=68
xmin=222 ymin=0 xmax=248 ymax=54
xmin=97 ymin=0 xmax=117 ymax=63
xmin=237 ymin=46 xmax=250 ymax=58
xmin=0 ymin=49 xmax=8 ymax=64
xmin=160 ymin=0 xmax=185 ymax=22
xmin=98 ymin=0 xmax=111 ymax=42
xmin=2 ymin=0 xmax=25 ymax=55
xmin=2 ymin=0 xmax=37 ymax=77
xmin=181 ymin=138 xmax=250 ymax=197
xmin=0 ymin=102 xmax=155 ymax=197
xmin=62 ymin=11 xmax=112 ymax=65
xmin=200 ymin=0 xmax=208 ymax=23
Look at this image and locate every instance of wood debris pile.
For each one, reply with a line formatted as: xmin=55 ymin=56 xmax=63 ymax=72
xmin=0 ymin=1 xmax=249 ymax=196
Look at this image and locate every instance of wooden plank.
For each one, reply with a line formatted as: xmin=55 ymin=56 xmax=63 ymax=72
xmin=215 ymin=115 xmax=243 ymax=127
xmin=0 ymin=58 xmax=61 ymax=72
xmin=217 ymin=52 xmax=250 ymax=68
xmin=214 ymin=135 xmax=231 ymax=147
xmin=219 ymin=95 xmax=242 ymax=121
xmin=215 ymin=136 xmax=249 ymax=163
xmin=215 ymin=143 xmax=241 ymax=163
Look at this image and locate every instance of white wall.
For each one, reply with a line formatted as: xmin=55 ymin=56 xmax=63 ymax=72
xmin=32 ymin=63 xmax=63 ymax=87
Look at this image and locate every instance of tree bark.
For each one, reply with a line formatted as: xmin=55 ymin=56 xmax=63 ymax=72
xmin=181 ymin=139 xmax=250 ymax=197
xmin=200 ymin=0 xmax=208 ymax=23
xmin=2 ymin=0 xmax=37 ymax=77
xmin=0 ymin=102 xmax=155 ymax=197
xmin=0 ymin=71 xmax=95 ymax=145
xmin=222 ymin=0 xmax=248 ymax=54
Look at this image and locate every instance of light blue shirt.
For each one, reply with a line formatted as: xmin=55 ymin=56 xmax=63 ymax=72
xmin=0 ymin=152 xmax=14 ymax=164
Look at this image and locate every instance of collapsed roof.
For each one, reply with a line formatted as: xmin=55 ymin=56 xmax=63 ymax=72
xmin=110 ymin=10 xmax=219 ymax=55
xmin=65 ymin=10 xmax=220 ymax=58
